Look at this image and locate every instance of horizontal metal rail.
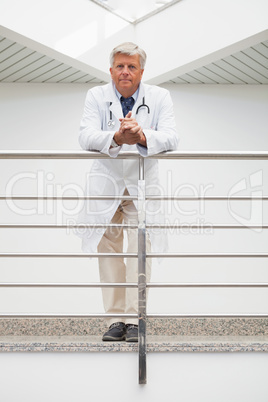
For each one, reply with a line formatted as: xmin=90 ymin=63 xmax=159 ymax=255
xmin=145 ymin=224 xmax=268 ymax=229
xmin=0 ymin=150 xmax=140 ymax=159
xmin=0 ymin=313 xmax=138 ymax=318
xmin=147 ymin=313 xmax=268 ymax=318
xmin=147 ymin=253 xmax=268 ymax=258
xmin=0 ymin=313 xmax=267 ymax=318
xmin=150 ymin=152 xmax=268 ymax=160
xmin=1 ymin=252 xmax=268 ymax=258
xmin=0 ymin=224 xmax=267 ymax=229
xmin=0 ymin=224 xmax=138 ymax=229
xmin=0 ymin=252 xmax=137 ymax=258
xmin=0 ymin=282 xmax=138 ymax=288
xmin=1 ymin=195 xmax=267 ymax=201
xmin=147 ymin=283 xmax=268 ymax=288
xmin=0 ymin=195 xmax=138 ymax=201
xmin=1 ymin=150 xmax=268 ymax=159
xmin=0 ymin=282 xmax=267 ymax=288
xmin=146 ymin=195 xmax=268 ymax=200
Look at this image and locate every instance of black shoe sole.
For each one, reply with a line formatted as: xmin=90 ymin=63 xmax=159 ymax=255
xmin=125 ymin=336 xmax=138 ymax=342
xmin=102 ymin=335 xmax=126 ymax=342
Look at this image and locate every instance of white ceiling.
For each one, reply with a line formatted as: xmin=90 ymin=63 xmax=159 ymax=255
xmin=0 ymin=35 xmax=104 ymax=84
xmin=1 ymin=34 xmax=267 ymax=85
xmin=91 ymin=0 xmax=181 ymax=23
xmin=0 ymin=0 xmax=268 ymax=87
xmin=169 ymin=41 xmax=268 ymax=84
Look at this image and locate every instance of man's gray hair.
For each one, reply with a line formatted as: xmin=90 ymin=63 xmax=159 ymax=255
xmin=110 ymin=42 xmax=147 ymax=69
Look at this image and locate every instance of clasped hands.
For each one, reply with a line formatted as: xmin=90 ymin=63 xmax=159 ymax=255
xmin=113 ymin=111 xmax=147 ymax=147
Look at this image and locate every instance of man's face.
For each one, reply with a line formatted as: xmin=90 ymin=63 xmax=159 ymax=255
xmin=110 ymin=53 xmax=144 ymax=97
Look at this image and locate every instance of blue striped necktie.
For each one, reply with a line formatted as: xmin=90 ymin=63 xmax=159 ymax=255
xmin=120 ymin=96 xmax=134 ymax=117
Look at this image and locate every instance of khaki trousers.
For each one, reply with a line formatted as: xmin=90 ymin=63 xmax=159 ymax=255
xmin=97 ymin=193 xmax=151 ymax=326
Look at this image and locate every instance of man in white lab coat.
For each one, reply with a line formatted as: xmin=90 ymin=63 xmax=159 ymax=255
xmin=78 ymin=42 xmax=178 ymax=342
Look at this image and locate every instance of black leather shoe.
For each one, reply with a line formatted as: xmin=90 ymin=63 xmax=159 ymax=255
xmin=125 ymin=324 xmax=138 ymax=342
xmin=102 ymin=322 xmax=126 ymax=341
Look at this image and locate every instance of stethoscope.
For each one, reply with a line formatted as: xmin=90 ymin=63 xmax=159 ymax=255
xmin=107 ymin=96 xmax=150 ymax=127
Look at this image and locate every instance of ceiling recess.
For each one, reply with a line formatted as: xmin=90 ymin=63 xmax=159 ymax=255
xmin=1 ymin=35 xmax=267 ymax=85
xmin=169 ymin=41 xmax=268 ymax=84
xmin=0 ymin=35 xmax=103 ymax=84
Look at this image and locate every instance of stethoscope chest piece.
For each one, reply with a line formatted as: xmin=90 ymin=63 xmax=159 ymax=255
xmin=108 ymin=102 xmax=116 ymax=128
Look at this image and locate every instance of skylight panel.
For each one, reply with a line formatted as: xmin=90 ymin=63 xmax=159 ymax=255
xmin=90 ymin=0 xmax=179 ymax=23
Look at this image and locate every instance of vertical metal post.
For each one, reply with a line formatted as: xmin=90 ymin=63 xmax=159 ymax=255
xmin=138 ymin=156 xmax=147 ymax=384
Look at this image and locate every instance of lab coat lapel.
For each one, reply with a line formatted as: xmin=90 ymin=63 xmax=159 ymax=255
xmin=104 ymin=82 xmax=123 ymax=122
xmin=109 ymin=101 xmax=123 ymax=122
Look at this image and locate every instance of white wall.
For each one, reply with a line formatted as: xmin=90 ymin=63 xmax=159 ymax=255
xmin=0 ymin=82 xmax=267 ymax=316
xmin=0 ymin=352 xmax=268 ymax=402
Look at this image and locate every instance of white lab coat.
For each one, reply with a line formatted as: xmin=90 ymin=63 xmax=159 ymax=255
xmin=77 ymin=82 xmax=179 ymax=252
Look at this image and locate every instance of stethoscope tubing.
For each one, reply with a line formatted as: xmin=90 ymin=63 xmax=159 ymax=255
xmin=108 ymin=96 xmax=150 ymax=127
xmin=136 ymin=97 xmax=150 ymax=114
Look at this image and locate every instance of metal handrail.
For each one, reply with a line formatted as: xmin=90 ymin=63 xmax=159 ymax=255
xmin=0 ymin=313 xmax=138 ymax=318
xmin=1 ymin=313 xmax=267 ymax=318
xmin=147 ymin=252 xmax=268 ymax=258
xmin=147 ymin=313 xmax=268 ymax=318
xmin=0 ymin=224 xmax=138 ymax=229
xmin=1 ymin=150 xmax=268 ymax=159
xmin=1 ymin=224 xmax=268 ymax=229
xmin=1 ymin=195 xmax=267 ymax=200
xmin=1 ymin=149 xmax=268 ymax=385
xmin=0 ymin=283 xmax=138 ymax=288
xmin=1 ymin=252 xmax=268 ymax=258
xmin=0 ymin=252 xmax=137 ymax=258
xmin=0 ymin=195 xmax=138 ymax=200
xmin=0 ymin=282 xmax=268 ymax=288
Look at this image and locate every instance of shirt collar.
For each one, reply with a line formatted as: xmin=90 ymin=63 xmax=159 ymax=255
xmin=113 ymin=82 xmax=139 ymax=103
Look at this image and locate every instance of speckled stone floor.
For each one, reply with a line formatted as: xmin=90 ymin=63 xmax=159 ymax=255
xmin=1 ymin=318 xmax=268 ymax=353
xmin=1 ymin=335 xmax=268 ymax=353
xmin=1 ymin=317 xmax=268 ymax=336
